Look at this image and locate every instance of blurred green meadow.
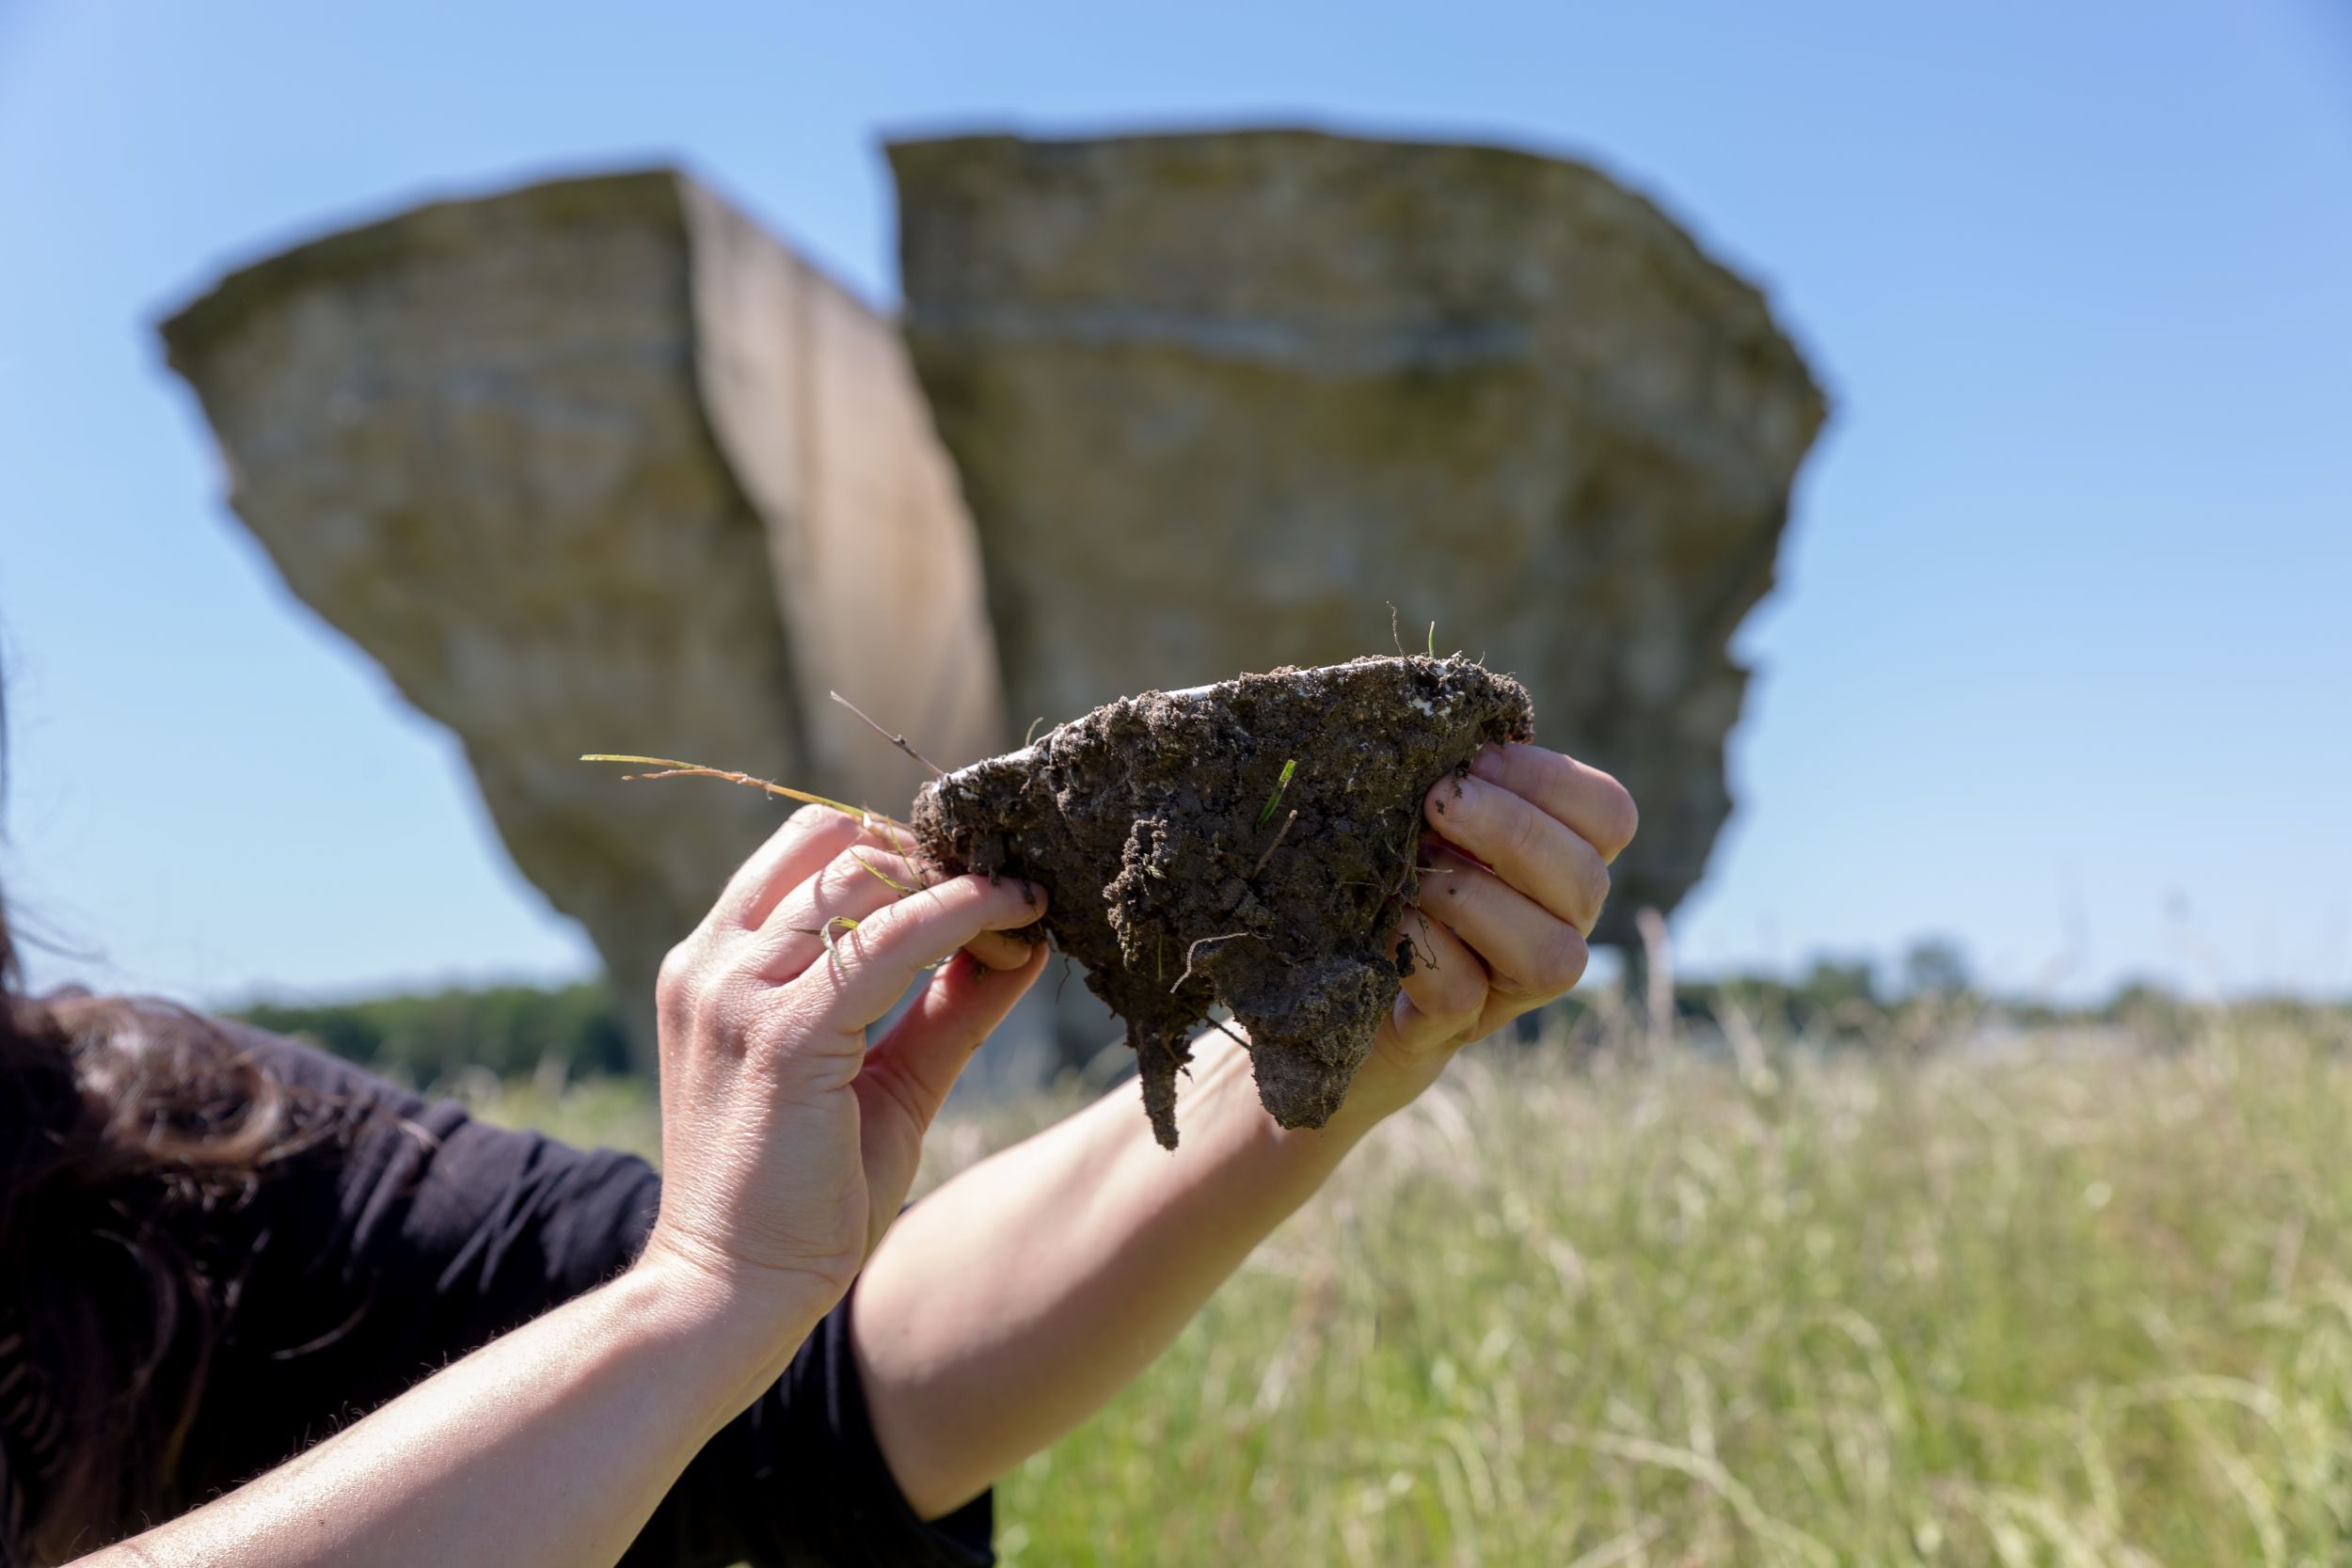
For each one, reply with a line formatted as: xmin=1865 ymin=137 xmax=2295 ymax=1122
xmin=447 ymin=1000 xmax=2352 ymax=1566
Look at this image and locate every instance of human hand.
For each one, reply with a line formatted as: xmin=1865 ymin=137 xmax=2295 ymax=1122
xmin=639 ymin=806 xmax=1047 ymax=1318
xmin=1343 ymin=744 xmax=1637 ymax=1123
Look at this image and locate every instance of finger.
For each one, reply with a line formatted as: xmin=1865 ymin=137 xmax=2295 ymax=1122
xmin=861 ymin=942 xmax=1049 ymax=1138
xmin=963 ymin=927 xmax=1043 ymax=971
xmin=748 ymin=847 xmax=931 ymax=980
xmin=1391 ymin=904 xmax=1490 ymax=1045
xmin=710 ymin=805 xmax=866 ymax=930
xmin=854 ymin=814 xmax=938 ymax=875
xmin=818 ymin=824 xmax=1035 ymax=970
xmin=1419 ymin=843 xmax=1593 ymax=999
xmin=748 ymin=842 xmax=1039 ymax=979
xmin=1467 ymin=744 xmax=1639 ymax=863
xmin=791 ymin=872 xmax=1047 ymax=1028
xmin=1425 ymin=773 xmax=1612 ymax=932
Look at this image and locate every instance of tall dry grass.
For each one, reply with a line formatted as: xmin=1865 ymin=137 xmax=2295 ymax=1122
xmin=492 ymin=1006 xmax=2352 ymax=1565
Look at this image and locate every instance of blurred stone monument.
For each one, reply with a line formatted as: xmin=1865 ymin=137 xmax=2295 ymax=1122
xmin=890 ymin=130 xmax=1827 ymax=958
xmin=165 ymin=134 xmax=1824 ymax=1080
xmin=163 ymin=170 xmax=1006 ymax=1070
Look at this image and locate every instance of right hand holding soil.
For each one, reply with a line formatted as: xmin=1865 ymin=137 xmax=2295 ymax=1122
xmin=638 ymin=805 xmax=1047 ymax=1319
xmin=1356 ymin=742 xmax=1637 ymax=1119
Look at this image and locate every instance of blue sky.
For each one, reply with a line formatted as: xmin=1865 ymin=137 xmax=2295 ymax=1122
xmin=2 ymin=0 xmax=2347 ymax=1007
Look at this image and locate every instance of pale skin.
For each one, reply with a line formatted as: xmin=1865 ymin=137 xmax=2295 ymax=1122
xmin=78 ymin=742 xmax=1633 ymax=1568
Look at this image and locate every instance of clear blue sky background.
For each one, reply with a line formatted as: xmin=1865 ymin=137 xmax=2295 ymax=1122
xmin=2 ymin=0 xmax=2347 ymax=1008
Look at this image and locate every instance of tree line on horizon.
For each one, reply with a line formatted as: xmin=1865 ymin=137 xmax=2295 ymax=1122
xmin=232 ymin=939 xmax=2349 ymax=1090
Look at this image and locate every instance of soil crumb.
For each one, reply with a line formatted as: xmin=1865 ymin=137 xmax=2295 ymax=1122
xmin=913 ymin=656 xmax=1534 ymax=1148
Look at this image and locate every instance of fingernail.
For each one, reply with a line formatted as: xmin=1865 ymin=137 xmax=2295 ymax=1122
xmin=1470 ymin=745 xmax=1508 ymax=782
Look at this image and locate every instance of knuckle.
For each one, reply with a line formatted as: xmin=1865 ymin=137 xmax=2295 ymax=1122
xmin=1598 ymin=780 xmax=1639 ymax=858
xmin=1531 ymin=746 xmax=1578 ymax=797
xmin=660 ymin=930 xmax=787 ymax=1049
xmin=722 ymin=981 xmax=785 ymax=1046
xmin=1582 ymin=855 xmax=1613 ymax=926
xmin=655 ymin=939 xmax=700 ymax=1023
xmin=689 ymin=985 xmax=763 ymax=1061
xmin=783 ymin=800 xmax=843 ymax=844
xmin=1428 ymin=966 xmax=1486 ymax=1025
xmin=1509 ymin=796 xmax=1550 ymax=859
xmin=805 ymin=847 xmax=884 ymax=920
xmin=1528 ymin=927 xmax=1590 ymax=995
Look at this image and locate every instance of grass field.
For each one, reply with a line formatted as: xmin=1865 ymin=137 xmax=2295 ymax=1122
xmin=481 ymin=1005 xmax=2352 ymax=1566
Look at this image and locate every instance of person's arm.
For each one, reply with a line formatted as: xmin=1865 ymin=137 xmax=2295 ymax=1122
xmin=91 ymin=1259 xmax=822 ymax=1568
xmin=80 ymin=808 xmax=1051 ymax=1568
xmin=853 ymin=1024 xmax=1378 ymax=1521
xmin=855 ymin=742 xmax=1636 ymax=1517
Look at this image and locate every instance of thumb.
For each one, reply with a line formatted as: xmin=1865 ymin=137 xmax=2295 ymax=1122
xmin=857 ymin=942 xmax=1049 ymax=1142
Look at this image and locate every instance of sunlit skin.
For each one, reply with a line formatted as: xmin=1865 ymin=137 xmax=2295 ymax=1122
xmin=77 ymin=742 xmax=1632 ymax=1568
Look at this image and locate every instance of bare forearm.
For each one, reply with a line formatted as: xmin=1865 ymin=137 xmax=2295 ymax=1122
xmin=855 ymin=1030 xmax=1405 ymax=1518
xmin=78 ymin=1263 xmax=827 ymax=1568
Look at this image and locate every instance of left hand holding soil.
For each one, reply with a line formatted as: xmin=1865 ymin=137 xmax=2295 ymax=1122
xmin=641 ymin=805 xmax=1049 ymax=1318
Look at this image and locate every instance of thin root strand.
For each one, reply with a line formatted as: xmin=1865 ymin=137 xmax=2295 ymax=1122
xmin=1169 ymin=930 xmax=1252 ymax=995
xmin=580 ymin=753 xmax=911 ymax=834
xmin=829 ymin=691 xmax=946 ymax=779
xmin=1249 ymin=808 xmax=1298 ymax=879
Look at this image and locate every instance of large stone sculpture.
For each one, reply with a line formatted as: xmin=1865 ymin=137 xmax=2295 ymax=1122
xmin=163 ymin=170 xmax=1006 ymax=1068
xmin=890 ymin=130 xmax=1827 ymax=952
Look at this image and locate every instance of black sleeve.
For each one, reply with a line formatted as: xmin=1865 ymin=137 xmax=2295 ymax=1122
xmin=188 ymin=1025 xmax=992 ymax=1568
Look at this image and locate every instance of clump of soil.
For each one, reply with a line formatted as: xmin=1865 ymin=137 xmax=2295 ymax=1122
xmin=913 ymin=656 xmax=1534 ymax=1148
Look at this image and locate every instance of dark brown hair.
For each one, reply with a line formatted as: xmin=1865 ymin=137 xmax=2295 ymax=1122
xmin=0 ymin=827 xmax=341 ymax=1558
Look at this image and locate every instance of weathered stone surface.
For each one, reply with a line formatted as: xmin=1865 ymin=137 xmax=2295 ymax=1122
xmin=891 ymin=130 xmax=1826 ymax=949
xmin=163 ymin=169 xmax=1005 ymax=1066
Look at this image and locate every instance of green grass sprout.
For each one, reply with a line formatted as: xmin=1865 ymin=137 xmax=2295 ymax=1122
xmin=1256 ymin=758 xmax=1298 ymax=828
xmin=814 ymin=914 xmax=861 ymax=976
xmin=849 ymin=850 xmax=917 ymax=896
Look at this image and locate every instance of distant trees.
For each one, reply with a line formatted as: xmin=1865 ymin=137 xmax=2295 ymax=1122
xmin=1658 ymin=938 xmax=1981 ymax=1041
xmin=235 ymin=982 xmax=628 ymax=1084
xmin=1898 ymin=938 xmax=1973 ymax=1000
xmin=230 ymin=936 xmax=2344 ymax=1088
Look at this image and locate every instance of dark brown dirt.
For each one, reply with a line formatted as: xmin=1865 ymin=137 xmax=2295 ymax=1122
xmin=912 ymin=656 xmax=1534 ymax=1148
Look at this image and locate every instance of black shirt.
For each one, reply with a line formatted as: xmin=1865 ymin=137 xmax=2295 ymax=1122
xmin=178 ymin=1024 xmax=993 ymax=1568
